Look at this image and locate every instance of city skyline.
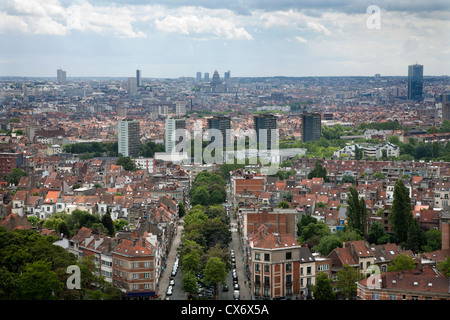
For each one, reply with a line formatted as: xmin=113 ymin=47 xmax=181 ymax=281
xmin=0 ymin=0 xmax=449 ymax=78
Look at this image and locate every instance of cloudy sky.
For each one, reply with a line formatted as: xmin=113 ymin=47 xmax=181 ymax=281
xmin=0 ymin=0 xmax=449 ymax=78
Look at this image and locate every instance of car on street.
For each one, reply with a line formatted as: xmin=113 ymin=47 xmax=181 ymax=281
xmin=223 ymin=285 xmax=229 ymax=292
xmin=166 ymin=286 xmax=173 ymax=296
xmin=233 ymin=290 xmax=240 ymax=300
xmin=169 ymin=279 xmax=175 ymax=287
xmin=234 ymin=283 xmax=240 ymax=290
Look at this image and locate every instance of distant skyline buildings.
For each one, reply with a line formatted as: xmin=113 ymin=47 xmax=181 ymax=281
xmin=57 ymin=68 xmax=66 ymax=83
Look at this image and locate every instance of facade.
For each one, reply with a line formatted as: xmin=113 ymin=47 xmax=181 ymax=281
xmin=407 ymin=64 xmax=423 ymax=101
xmin=301 ymin=113 xmax=322 ymax=142
xmin=254 ymin=114 xmax=277 ymax=150
xmin=118 ymin=119 xmax=141 ymax=157
xmin=165 ymin=117 xmax=186 ymax=153
xmin=0 ymin=152 xmax=24 ymax=176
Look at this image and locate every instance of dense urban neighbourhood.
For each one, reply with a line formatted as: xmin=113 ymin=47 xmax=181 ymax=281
xmin=0 ymin=73 xmax=449 ymax=301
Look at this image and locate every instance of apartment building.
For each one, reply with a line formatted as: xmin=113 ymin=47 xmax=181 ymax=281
xmin=250 ymin=233 xmax=301 ymax=300
xmin=112 ymin=234 xmax=160 ymax=299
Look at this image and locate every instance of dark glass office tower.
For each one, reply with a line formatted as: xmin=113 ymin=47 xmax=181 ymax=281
xmin=207 ymin=116 xmax=231 ymax=150
xmin=254 ymin=114 xmax=277 ymax=150
xmin=408 ymin=64 xmax=423 ymax=101
xmin=301 ymin=113 xmax=322 ymax=142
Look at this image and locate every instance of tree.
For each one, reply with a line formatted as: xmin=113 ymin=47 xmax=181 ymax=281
xmin=341 ymin=175 xmax=355 ymax=184
xmin=190 ymin=185 xmax=210 ymax=207
xmin=406 ymin=219 xmax=425 ymax=252
xmin=277 ymin=201 xmax=290 ymax=208
xmin=437 ymin=257 xmax=450 ymax=277
xmin=101 ymin=213 xmax=115 ymax=237
xmin=368 ymin=221 xmax=389 ymax=245
xmin=336 ymin=265 xmax=361 ymax=300
xmin=181 ymin=250 xmax=202 ymax=274
xmin=311 ymin=272 xmax=335 ymax=300
xmin=181 ymin=271 xmax=199 ymax=295
xmin=308 ymin=161 xmax=328 ymax=182
xmin=346 ymin=187 xmax=369 ymax=239
xmin=390 ymin=179 xmax=413 ymax=244
xmin=116 ymin=156 xmax=137 ymax=171
xmin=203 ymin=257 xmax=227 ymax=298
xmin=3 ymin=168 xmax=29 ymax=185
xmin=18 ymin=260 xmax=63 ymax=300
xmin=388 ymin=254 xmax=416 ymax=272
xmin=314 ymin=235 xmax=342 ymax=256
xmin=178 ymin=202 xmax=186 ymax=218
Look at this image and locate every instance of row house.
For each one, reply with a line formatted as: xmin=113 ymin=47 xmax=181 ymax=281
xmin=70 ymin=227 xmax=163 ymax=299
xmin=112 ymin=233 xmax=161 ymax=299
xmin=357 ymin=266 xmax=450 ymax=300
xmin=248 ymin=230 xmax=332 ymax=300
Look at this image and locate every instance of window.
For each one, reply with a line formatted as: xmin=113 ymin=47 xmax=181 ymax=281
xmin=390 ymin=294 xmax=396 ymax=300
xmin=307 ymin=266 xmax=312 ymax=274
xmin=372 ymin=293 xmax=379 ymax=300
xmin=255 ymin=253 xmax=260 ymax=261
xmin=286 ymin=263 xmax=292 ymax=272
xmin=264 ymin=265 xmax=270 ymax=273
xmin=286 ymin=252 xmax=292 ymax=260
xmin=144 ymin=272 xmax=151 ymax=279
xmin=255 ymin=264 xmax=261 ymax=272
xmin=264 ymin=253 xmax=270 ymax=262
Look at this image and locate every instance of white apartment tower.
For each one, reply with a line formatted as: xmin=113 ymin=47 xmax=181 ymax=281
xmin=118 ymin=119 xmax=141 ymax=157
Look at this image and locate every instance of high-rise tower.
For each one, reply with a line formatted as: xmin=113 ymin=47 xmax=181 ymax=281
xmin=118 ymin=118 xmax=141 ymax=157
xmin=254 ymin=114 xmax=277 ymax=150
xmin=408 ymin=64 xmax=423 ymax=101
xmin=301 ymin=113 xmax=322 ymax=142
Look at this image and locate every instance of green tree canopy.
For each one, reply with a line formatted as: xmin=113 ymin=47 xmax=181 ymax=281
xmin=390 ymin=179 xmax=413 ymax=244
xmin=311 ymin=272 xmax=335 ymax=300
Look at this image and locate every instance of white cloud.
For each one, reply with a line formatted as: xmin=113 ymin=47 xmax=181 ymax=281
xmin=295 ymin=36 xmax=308 ymax=43
xmin=154 ymin=8 xmax=253 ymax=40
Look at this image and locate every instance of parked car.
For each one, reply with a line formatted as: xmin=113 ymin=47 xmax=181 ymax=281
xmin=234 ymin=283 xmax=240 ymax=290
xmin=169 ymin=279 xmax=175 ymax=287
xmin=223 ymin=285 xmax=229 ymax=292
xmin=166 ymin=286 xmax=173 ymax=296
xmin=233 ymin=290 xmax=240 ymax=300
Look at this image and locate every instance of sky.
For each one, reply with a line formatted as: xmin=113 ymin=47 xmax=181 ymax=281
xmin=0 ymin=0 xmax=449 ymax=78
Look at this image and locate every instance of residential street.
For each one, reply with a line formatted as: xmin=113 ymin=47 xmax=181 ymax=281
xmin=159 ymin=208 xmax=251 ymax=300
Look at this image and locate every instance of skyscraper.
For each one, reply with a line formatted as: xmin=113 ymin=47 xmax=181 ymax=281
xmin=118 ymin=119 xmax=141 ymax=157
xmin=57 ymin=68 xmax=66 ymax=83
xmin=254 ymin=114 xmax=277 ymax=150
xmin=301 ymin=113 xmax=322 ymax=142
xmin=136 ymin=69 xmax=142 ymax=87
xmin=207 ymin=116 xmax=231 ymax=150
xmin=224 ymin=70 xmax=230 ymax=80
xmin=127 ymin=77 xmax=137 ymax=95
xmin=408 ymin=64 xmax=423 ymax=101
xmin=165 ymin=117 xmax=186 ymax=153
xmin=204 ymin=72 xmax=210 ymax=82
xmin=196 ymin=72 xmax=202 ymax=81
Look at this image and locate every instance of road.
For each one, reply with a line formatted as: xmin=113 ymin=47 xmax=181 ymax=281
xmin=160 ymin=207 xmax=251 ymax=300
